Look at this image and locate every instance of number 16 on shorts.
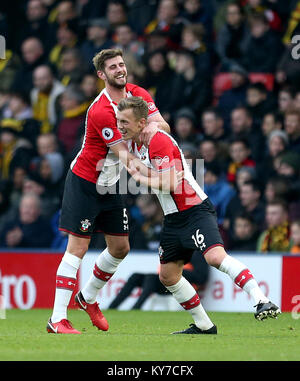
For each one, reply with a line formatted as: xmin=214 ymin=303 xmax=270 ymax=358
xmin=192 ymin=229 xmax=206 ymax=250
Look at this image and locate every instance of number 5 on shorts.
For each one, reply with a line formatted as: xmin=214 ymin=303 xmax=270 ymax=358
xmin=123 ymin=208 xmax=129 ymax=231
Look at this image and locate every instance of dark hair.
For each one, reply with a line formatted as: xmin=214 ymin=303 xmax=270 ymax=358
xmin=247 ymin=82 xmax=267 ymax=94
xmin=242 ymin=179 xmax=262 ymax=193
xmin=93 ymin=48 xmax=123 ymax=71
xmin=234 ymin=211 xmax=256 ymax=225
xmin=267 ymin=198 xmax=289 ymax=212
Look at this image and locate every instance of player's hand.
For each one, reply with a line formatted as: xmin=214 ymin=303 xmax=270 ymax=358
xmin=140 ymin=121 xmax=159 ymax=147
xmin=176 ymin=170 xmax=184 ymax=184
xmin=126 ymin=161 xmax=141 ymax=183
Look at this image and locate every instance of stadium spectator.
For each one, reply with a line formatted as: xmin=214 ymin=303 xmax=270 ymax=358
xmin=129 ymin=194 xmax=164 ymax=251
xmin=113 ymin=23 xmax=146 ymax=81
xmin=198 ymin=138 xmax=218 ymax=164
xmin=0 ymin=193 xmax=54 ymax=248
xmin=113 ymin=23 xmax=145 ymax=64
xmin=283 ymin=109 xmax=300 ymax=152
xmin=201 ymin=107 xmax=228 ymax=143
xmin=0 ymin=49 xmax=21 ymax=92
xmin=56 ymin=85 xmax=89 ymax=154
xmin=108 ymin=252 xmax=209 ymax=310
xmin=30 ymin=65 xmax=65 ymax=133
xmin=167 ymin=48 xmax=211 ymax=119
xmin=11 ymin=37 xmax=47 ymax=95
xmin=57 ymin=48 xmax=87 ymax=87
xmin=144 ymin=0 xmax=185 ymax=50
xmin=278 ymin=86 xmax=295 ymax=115
xmin=223 ymin=179 xmax=265 ymax=234
xmin=245 ymin=82 xmax=276 ymax=125
xmin=0 ymin=91 xmax=41 ymax=145
xmin=261 ymin=111 xmax=283 ymax=139
xmin=242 ymin=12 xmax=284 ymax=73
xmin=226 ymin=138 xmax=256 ymax=185
xmin=229 ymin=212 xmax=259 ymax=252
xmin=290 ymin=220 xmax=300 ymax=254
xmin=141 ymin=49 xmax=175 ymax=119
xmin=217 ymin=64 xmax=249 ymax=128
xmin=257 ymin=199 xmax=291 ymax=253
xmin=49 ymin=21 xmax=80 ymax=71
xmin=257 ymin=130 xmax=289 ymax=183
xmin=106 ymin=0 xmax=128 ymax=30
xmin=264 ymin=176 xmax=291 ymax=204
xmin=216 ymin=2 xmax=250 ymax=70
xmin=204 ymin=161 xmax=236 ymax=225
xmin=201 ymin=107 xmax=229 ymax=161
xmin=0 ymin=117 xmax=34 ymax=180
xmin=181 ymin=0 xmax=214 ymax=43
xmin=181 ymin=23 xmax=211 ymax=77
xmin=54 ymin=0 xmax=78 ymax=28
xmin=235 ymin=166 xmax=257 ymax=191
xmin=80 ymin=73 xmax=99 ymax=102
xmin=173 ymin=107 xmax=201 ymax=148
xmin=80 ymin=18 xmax=114 ymax=72
xmin=229 ymin=106 xmax=265 ymax=162
xmin=18 ymin=0 xmax=55 ymax=53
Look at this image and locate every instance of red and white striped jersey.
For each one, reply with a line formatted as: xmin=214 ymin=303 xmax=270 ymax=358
xmin=71 ymin=83 xmax=159 ymax=185
xmin=133 ymin=130 xmax=208 ymax=215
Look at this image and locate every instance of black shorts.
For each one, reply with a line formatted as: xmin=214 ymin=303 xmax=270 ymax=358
xmin=59 ymin=170 xmax=129 ymax=238
xmin=159 ymin=198 xmax=224 ymax=264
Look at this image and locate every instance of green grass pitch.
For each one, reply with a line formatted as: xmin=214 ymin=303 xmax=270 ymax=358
xmin=0 ymin=309 xmax=299 ymax=361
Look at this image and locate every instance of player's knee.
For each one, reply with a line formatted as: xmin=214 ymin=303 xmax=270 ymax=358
xmin=67 ymin=239 xmax=89 ymax=258
xmin=110 ymin=241 xmax=130 ymax=259
xmin=204 ymin=246 xmax=226 ymax=268
xmin=159 ymin=272 xmax=176 ymax=287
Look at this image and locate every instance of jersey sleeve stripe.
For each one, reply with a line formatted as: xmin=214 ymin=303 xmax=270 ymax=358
xmin=107 ymin=138 xmax=123 ymax=147
xmin=156 ymin=164 xmax=176 ymax=173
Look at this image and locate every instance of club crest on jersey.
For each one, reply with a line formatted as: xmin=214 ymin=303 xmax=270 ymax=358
xmin=153 ymin=156 xmax=169 ymax=166
xmin=158 ymin=246 xmax=164 ymax=259
xmin=140 ymin=146 xmax=147 ymax=161
xmin=147 ymin=102 xmax=156 ymax=111
xmin=80 ymin=219 xmax=91 ymax=232
xmin=102 ymin=127 xmax=114 ymax=140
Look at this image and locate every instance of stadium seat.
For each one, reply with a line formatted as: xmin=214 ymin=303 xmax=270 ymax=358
xmin=213 ymin=72 xmax=232 ymax=99
xmin=248 ymin=73 xmax=275 ymax=91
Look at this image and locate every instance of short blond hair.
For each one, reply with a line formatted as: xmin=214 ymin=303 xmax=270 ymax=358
xmin=118 ymin=97 xmax=148 ymax=120
xmin=92 ymin=48 xmax=123 ymax=71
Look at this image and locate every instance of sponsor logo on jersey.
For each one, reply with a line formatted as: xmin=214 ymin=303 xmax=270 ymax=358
xmin=102 ymin=127 xmax=114 ymax=140
xmin=153 ymin=156 xmax=169 ymax=166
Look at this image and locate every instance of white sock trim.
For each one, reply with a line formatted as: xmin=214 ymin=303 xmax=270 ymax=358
xmin=62 ymin=251 xmax=82 ymax=269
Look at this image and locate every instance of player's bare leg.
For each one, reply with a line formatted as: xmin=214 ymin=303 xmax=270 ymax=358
xmin=204 ymin=246 xmax=281 ymax=320
xmin=159 ymin=260 xmax=217 ymax=334
xmin=76 ymin=234 xmax=130 ymax=330
xmin=47 ymin=235 xmax=90 ymax=334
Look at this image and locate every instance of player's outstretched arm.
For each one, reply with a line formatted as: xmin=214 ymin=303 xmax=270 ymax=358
xmin=127 ymin=163 xmax=182 ymax=193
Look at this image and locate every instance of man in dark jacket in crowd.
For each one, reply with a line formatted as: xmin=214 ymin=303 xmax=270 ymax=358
xmin=0 ymin=193 xmax=54 ymax=248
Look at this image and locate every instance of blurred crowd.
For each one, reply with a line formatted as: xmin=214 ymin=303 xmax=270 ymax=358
xmin=0 ymin=0 xmax=300 ymax=254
